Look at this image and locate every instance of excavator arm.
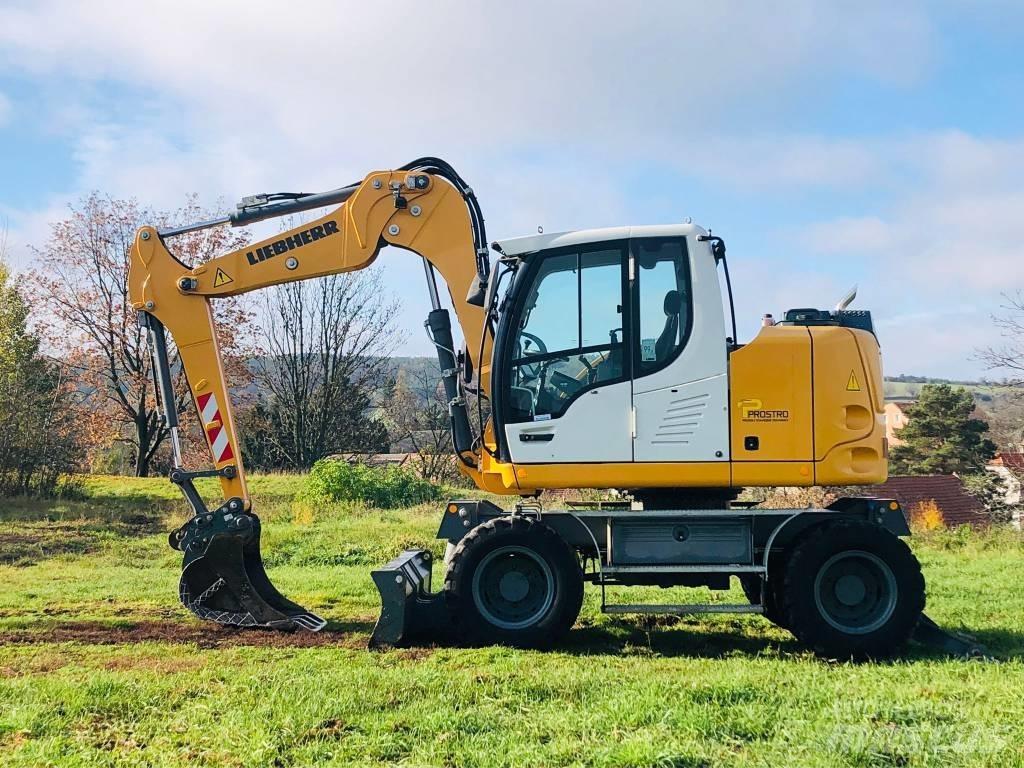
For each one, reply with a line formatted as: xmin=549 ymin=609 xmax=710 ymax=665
xmin=127 ymin=159 xmax=493 ymax=630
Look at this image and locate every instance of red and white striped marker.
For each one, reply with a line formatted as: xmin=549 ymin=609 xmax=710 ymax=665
xmin=196 ymin=392 xmax=234 ymax=463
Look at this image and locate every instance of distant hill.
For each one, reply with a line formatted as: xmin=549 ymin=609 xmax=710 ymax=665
xmin=883 ymin=375 xmax=1023 ymax=452
xmin=389 ymin=356 xmax=440 ymax=380
xmin=883 ymin=375 xmax=1017 ymax=404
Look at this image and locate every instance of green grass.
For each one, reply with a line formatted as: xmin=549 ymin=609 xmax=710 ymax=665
xmin=2 ymin=476 xmax=1024 ymax=767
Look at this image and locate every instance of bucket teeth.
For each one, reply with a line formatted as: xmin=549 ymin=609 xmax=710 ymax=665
xmin=172 ymin=500 xmax=324 ymax=632
xmin=291 ymin=612 xmax=328 ymax=632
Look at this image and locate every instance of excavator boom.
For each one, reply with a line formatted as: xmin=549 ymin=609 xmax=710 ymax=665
xmin=128 ymin=159 xmax=493 ymax=630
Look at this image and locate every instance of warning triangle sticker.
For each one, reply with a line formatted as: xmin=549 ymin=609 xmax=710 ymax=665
xmin=846 ymin=370 xmax=861 ymax=391
xmin=213 ymin=268 xmax=233 ymax=288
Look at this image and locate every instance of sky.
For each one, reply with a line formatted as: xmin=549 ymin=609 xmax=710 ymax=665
xmin=1 ymin=1 xmax=1023 ymax=379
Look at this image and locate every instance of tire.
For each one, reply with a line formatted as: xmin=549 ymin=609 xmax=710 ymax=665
xmin=444 ymin=516 xmax=584 ymax=648
xmin=443 ymin=541 xmax=457 ymax=569
xmin=781 ymin=520 xmax=925 ymax=659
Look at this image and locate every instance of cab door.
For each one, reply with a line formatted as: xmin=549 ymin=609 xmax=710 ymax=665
xmin=503 ymin=243 xmax=634 ymax=464
xmin=630 ymin=236 xmax=730 ymax=463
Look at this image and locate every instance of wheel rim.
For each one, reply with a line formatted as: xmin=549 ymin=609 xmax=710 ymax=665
xmin=471 ymin=545 xmax=555 ymax=630
xmin=813 ymin=550 xmax=898 ymax=635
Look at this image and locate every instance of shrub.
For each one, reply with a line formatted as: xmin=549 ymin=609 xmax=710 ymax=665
xmin=302 ymin=459 xmax=443 ymax=508
xmin=909 ymin=499 xmax=944 ymax=532
xmin=0 ymin=263 xmax=82 ymax=496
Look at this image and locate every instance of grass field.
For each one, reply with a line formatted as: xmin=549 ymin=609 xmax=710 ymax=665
xmin=2 ymin=475 xmax=1024 ymax=767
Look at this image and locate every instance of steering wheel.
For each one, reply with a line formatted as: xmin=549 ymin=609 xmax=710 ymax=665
xmin=517 ymin=331 xmax=548 ymax=380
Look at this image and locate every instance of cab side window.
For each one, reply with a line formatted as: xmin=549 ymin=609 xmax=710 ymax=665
xmin=634 ymin=238 xmax=691 ymax=376
xmin=507 ymin=246 xmax=626 ymax=422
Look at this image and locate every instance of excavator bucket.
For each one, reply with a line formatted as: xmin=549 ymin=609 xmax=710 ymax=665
xmin=369 ymin=549 xmax=450 ymax=648
xmin=171 ymin=506 xmax=325 ymax=631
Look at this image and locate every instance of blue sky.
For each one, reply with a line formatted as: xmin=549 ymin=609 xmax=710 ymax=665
xmin=1 ymin=1 xmax=1023 ymax=379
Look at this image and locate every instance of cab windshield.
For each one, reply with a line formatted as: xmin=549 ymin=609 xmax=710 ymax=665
xmin=506 ymin=245 xmax=626 ymax=423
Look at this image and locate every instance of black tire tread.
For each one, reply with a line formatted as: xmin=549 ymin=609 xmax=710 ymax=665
xmin=443 ymin=515 xmax=584 ymax=648
xmin=740 ymin=563 xmax=787 ymax=628
xmin=781 ymin=519 xmax=925 ymax=659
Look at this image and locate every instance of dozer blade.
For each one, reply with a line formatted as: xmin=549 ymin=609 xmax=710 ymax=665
xmin=171 ymin=503 xmax=325 ymax=632
xmin=369 ymin=549 xmax=450 ymax=648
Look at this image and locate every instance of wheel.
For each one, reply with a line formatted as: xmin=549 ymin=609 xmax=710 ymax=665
xmin=444 ymin=516 xmax=584 ymax=648
xmin=781 ymin=520 xmax=925 ymax=659
xmin=443 ymin=541 xmax=457 ymax=569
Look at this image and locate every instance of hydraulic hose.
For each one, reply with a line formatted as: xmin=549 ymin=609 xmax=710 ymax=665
xmin=427 ymin=308 xmax=475 ymax=466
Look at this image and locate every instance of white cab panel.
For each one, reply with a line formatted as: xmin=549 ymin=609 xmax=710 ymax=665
xmin=633 ymin=374 xmax=729 ymax=462
xmin=632 ymin=234 xmax=727 ymax=395
xmin=632 ymin=234 xmax=730 ymax=461
xmin=505 ymin=380 xmax=633 ymax=463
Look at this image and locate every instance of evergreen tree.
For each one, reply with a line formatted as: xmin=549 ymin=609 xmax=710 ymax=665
xmin=0 ymin=263 xmax=37 ymax=379
xmin=889 ymin=384 xmax=996 ymax=475
xmin=0 ymin=262 xmax=80 ymax=494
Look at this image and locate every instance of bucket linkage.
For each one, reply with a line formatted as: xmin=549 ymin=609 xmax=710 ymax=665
xmin=142 ymin=310 xmax=324 ymax=632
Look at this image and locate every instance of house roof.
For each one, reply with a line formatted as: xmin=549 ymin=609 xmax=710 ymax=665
xmin=991 ymin=452 xmax=1024 ymax=470
xmin=881 ymin=400 xmax=988 ymax=421
xmin=866 ymin=475 xmax=987 ymax=527
xmin=334 ymin=452 xmax=413 ymax=467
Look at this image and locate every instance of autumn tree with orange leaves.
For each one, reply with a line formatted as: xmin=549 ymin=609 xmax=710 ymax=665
xmin=27 ymin=194 xmax=253 ymax=476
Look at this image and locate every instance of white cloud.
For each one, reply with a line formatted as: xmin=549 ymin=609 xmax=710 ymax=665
xmin=4 ymin=1 xmax=1021 ymax=379
xmin=0 ymin=2 xmax=934 ymax=151
xmin=0 ymin=2 xmax=938 ymax=240
xmin=800 ymin=216 xmax=894 ymax=254
xmin=676 ymin=136 xmax=887 ymax=190
xmin=789 ymin=133 xmax=1024 ymax=298
xmin=714 ymin=128 xmax=1024 ymax=378
xmin=0 ymin=91 xmax=10 ymax=126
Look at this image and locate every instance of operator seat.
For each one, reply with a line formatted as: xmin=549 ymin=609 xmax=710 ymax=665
xmin=655 ymin=290 xmax=681 ymax=360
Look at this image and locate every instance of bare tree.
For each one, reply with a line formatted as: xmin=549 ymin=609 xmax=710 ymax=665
xmin=27 ymin=194 xmax=252 ymax=476
xmin=386 ymin=362 xmax=462 ymax=483
xmin=976 ymin=292 xmax=1024 ymax=452
xmin=243 ymin=268 xmax=401 ymax=469
xmin=979 ymin=291 xmax=1024 ymax=385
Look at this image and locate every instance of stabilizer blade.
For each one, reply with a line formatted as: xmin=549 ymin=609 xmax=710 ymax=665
xmin=369 ymin=549 xmax=450 ymax=648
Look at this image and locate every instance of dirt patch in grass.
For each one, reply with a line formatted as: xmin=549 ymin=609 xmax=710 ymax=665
xmin=0 ymin=651 xmax=72 ymax=678
xmin=0 ymin=619 xmax=419 ymax=652
xmin=0 ymin=516 xmax=167 ymax=566
xmin=0 ymin=529 xmax=98 ymax=566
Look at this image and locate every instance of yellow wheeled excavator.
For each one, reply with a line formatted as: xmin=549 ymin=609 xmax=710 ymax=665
xmin=128 ymin=158 xmax=981 ymax=658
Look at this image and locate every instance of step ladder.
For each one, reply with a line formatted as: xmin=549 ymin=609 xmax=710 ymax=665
xmin=603 ymin=603 xmax=763 ymax=615
xmin=599 ymin=564 xmax=766 ymax=616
